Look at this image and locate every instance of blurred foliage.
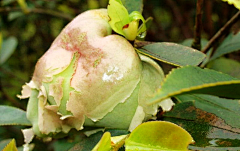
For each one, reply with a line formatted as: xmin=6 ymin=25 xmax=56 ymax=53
xmin=0 ymin=0 xmax=240 ymax=150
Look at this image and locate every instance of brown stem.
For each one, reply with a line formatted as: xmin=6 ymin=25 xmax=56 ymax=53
xmin=201 ymin=10 xmax=240 ymax=53
xmin=0 ymin=7 xmax=73 ymax=21
xmin=191 ymin=0 xmax=204 ymax=50
xmin=204 ymin=0 xmax=213 ymax=37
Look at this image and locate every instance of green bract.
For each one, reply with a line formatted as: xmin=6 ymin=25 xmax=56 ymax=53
xmin=107 ymin=0 xmax=146 ymax=40
xmin=18 ymin=9 xmax=174 ymax=137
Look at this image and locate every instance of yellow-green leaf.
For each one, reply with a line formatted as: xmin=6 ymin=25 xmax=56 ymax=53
xmin=3 ymin=139 xmax=17 ymax=151
xmin=222 ymin=0 xmax=240 ymax=9
xmin=92 ymin=132 xmax=112 ymax=151
xmin=107 ymin=0 xmax=146 ymax=40
xmin=108 ymin=0 xmax=130 ymax=36
xmin=125 ymin=121 xmax=194 ymax=151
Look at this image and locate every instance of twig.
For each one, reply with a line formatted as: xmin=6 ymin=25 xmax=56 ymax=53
xmin=201 ymin=10 xmax=240 ymax=53
xmin=134 ymin=40 xmax=155 ymax=48
xmin=205 ymin=1 xmax=213 ymax=37
xmin=191 ymin=0 xmax=204 ymax=50
xmin=0 ymin=7 xmax=73 ymax=21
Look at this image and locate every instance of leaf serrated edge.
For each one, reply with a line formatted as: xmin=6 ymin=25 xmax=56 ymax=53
xmin=3 ymin=139 xmax=17 ymax=151
xmin=137 ymin=42 xmax=206 ymax=66
xmin=0 ymin=105 xmax=32 ymax=126
xmin=147 ymin=66 xmax=240 ymax=105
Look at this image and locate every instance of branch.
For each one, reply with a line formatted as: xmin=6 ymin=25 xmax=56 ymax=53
xmin=191 ymin=0 xmax=204 ymax=50
xmin=201 ymin=10 xmax=240 ymax=53
xmin=0 ymin=7 xmax=73 ymax=21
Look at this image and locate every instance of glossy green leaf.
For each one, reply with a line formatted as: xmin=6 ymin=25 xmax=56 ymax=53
xmin=163 ymin=101 xmax=240 ymax=150
xmin=210 ymin=32 xmax=240 ymax=61
xmin=222 ymin=0 xmax=240 ymax=9
xmin=2 ymin=139 xmax=17 ymax=151
xmin=0 ymin=36 xmax=18 ymax=65
xmin=108 ymin=0 xmax=130 ymax=36
xmin=122 ymin=0 xmax=143 ymax=13
xmin=0 ymin=105 xmax=31 ymax=126
xmin=148 ymin=66 xmax=240 ymax=104
xmin=207 ymin=57 xmax=240 ymax=79
xmin=92 ymin=132 xmax=112 ymax=151
xmin=137 ymin=42 xmax=206 ymax=66
xmin=125 ymin=121 xmax=194 ymax=151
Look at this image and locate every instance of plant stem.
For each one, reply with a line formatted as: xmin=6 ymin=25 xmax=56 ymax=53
xmin=201 ymin=10 xmax=240 ymax=53
xmin=0 ymin=7 xmax=73 ymax=21
xmin=191 ymin=0 xmax=204 ymax=50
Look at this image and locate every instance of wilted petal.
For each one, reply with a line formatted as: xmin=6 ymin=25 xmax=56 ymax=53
xmin=128 ymin=106 xmax=145 ymax=132
xmin=158 ymin=98 xmax=175 ymax=112
xmin=22 ymin=128 xmax=34 ymax=144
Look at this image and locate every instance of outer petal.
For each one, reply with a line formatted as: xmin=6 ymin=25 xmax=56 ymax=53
xmin=63 ymin=9 xmax=142 ymax=122
xmin=27 ymin=9 xmax=142 ymax=134
xmin=138 ymin=54 xmax=174 ymax=119
xmin=83 ymin=82 xmax=140 ymax=129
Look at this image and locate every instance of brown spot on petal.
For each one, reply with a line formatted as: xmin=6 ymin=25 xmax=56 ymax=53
xmin=57 ymin=28 xmax=104 ymax=71
xmin=59 ymin=28 xmax=86 ymax=52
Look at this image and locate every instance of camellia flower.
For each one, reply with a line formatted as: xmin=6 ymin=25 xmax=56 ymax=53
xmin=18 ymin=9 xmax=174 ymax=137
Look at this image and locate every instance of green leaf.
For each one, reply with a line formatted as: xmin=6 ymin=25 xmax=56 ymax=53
xmin=108 ymin=0 xmax=130 ymax=36
xmin=69 ymin=131 xmax=104 ymax=151
xmin=0 ymin=105 xmax=31 ymax=126
xmin=0 ymin=139 xmax=12 ymax=150
xmin=92 ymin=132 xmax=112 ymax=151
xmin=176 ymin=94 xmax=240 ymax=129
xmin=52 ymin=139 xmax=77 ymax=151
xmin=137 ymin=42 xmax=206 ymax=66
xmin=148 ymin=66 xmax=240 ymax=104
xmin=122 ymin=0 xmax=143 ymax=13
xmin=2 ymin=139 xmax=17 ymax=151
xmin=125 ymin=121 xmax=194 ymax=151
xmin=0 ymin=36 xmax=18 ymax=65
xmin=69 ymin=130 xmax=129 ymax=151
xmin=163 ymin=101 xmax=240 ymax=150
xmin=210 ymin=32 xmax=240 ymax=61
xmin=222 ymin=0 xmax=240 ymax=9
xmin=207 ymin=57 xmax=240 ymax=79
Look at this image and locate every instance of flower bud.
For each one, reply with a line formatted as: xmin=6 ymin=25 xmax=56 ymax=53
xmin=19 ymin=9 xmax=174 ymax=137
